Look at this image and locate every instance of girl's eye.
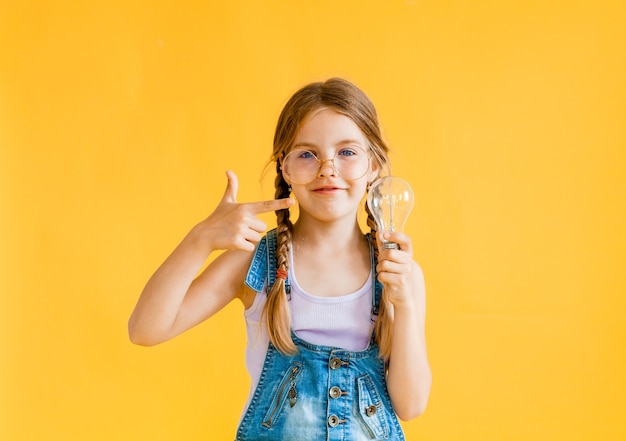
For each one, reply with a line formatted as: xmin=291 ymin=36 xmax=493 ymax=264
xmin=338 ymin=148 xmax=358 ymax=157
xmin=298 ymin=150 xmax=317 ymax=159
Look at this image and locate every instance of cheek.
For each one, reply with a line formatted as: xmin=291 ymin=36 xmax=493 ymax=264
xmin=289 ymin=184 xmax=306 ymax=201
xmin=352 ymin=178 xmax=370 ymax=197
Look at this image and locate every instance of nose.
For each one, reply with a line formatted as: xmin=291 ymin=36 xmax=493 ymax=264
xmin=317 ymin=158 xmax=338 ymax=177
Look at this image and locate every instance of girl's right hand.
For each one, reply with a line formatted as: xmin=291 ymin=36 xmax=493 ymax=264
xmin=128 ymin=171 xmax=293 ymax=346
xmin=192 ymin=170 xmax=294 ymax=252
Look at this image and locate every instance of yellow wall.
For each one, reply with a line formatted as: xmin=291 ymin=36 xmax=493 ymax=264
xmin=2 ymin=1 xmax=625 ymax=439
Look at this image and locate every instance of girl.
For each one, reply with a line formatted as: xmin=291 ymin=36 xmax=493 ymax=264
xmin=129 ymin=78 xmax=431 ymax=440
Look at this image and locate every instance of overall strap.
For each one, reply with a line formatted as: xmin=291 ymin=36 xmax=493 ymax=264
xmin=366 ymin=233 xmax=384 ymax=319
xmin=244 ymin=228 xmax=291 ymax=296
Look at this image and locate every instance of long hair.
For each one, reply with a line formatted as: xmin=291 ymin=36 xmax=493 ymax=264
xmin=262 ymin=77 xmax=394 ymax=359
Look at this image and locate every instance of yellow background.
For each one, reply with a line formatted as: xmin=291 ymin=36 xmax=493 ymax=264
xmin=2 ymin=1 xmax=625 ymax=439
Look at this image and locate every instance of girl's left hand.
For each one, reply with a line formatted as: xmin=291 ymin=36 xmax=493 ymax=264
xmin=376 ymin=231 xmax=422 ymax=309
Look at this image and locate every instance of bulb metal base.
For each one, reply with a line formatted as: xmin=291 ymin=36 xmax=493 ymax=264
xmin=383 ymin=242 xmax=399 ymax=250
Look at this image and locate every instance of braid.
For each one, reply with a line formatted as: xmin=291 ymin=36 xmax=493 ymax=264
xmin=365 ymin=186 xmax=393 ymax=361
xmin=262 ymin=164 xmax=297 ymax=354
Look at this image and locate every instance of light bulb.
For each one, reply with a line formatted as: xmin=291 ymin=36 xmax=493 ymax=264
xmin=366 ymin=176 xmax=415 ymax=249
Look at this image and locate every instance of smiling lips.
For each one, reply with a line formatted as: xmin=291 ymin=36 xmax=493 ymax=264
xmin=313 ymin=185 xmax=343 ymax=193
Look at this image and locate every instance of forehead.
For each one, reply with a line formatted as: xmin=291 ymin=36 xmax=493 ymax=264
xmin=293 ymin=107 xmax=368 ymax=148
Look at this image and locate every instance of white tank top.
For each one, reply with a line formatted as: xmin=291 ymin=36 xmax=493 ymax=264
xmin=241 ymin=249 xmax=375 ymax=415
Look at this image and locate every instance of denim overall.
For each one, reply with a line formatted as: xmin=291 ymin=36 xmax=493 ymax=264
xmin=236 ymin=229 xmax=405 ymax=441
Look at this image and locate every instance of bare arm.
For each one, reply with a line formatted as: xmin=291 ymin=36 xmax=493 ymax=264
xmin=376 ymin=231 xmax=432 ymax=420
xmin=128 ymin=171 xmax=294 ymax=346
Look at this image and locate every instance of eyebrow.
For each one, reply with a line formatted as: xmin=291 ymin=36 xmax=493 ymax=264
xmin=292 ymin=139 xmax=364 ymax=149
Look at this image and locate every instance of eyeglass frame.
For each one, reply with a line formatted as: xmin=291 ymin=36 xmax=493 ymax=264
xmin=280 ymin=145 xmax=373 ymax=185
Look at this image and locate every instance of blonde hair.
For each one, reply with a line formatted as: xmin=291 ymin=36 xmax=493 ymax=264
xmin=262 ymin=78 xmax=394 ymax=360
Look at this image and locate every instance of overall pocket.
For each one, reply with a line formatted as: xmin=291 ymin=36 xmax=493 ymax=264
xmin=356 ymin=374 xmax=390 ymax=440
xmin=261 ymin=362 xmax=304 ymax=428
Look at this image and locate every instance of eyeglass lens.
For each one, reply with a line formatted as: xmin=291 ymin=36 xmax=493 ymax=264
xmin=282 ymin=147 xmax=369 ymax=185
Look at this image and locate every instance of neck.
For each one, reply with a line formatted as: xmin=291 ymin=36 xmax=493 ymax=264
xmin=292 ymin=216 xmax=365 ymax=249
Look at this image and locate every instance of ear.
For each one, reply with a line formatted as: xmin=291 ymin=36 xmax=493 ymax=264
xmin=367 ymin=158 xmax=381 ymax=182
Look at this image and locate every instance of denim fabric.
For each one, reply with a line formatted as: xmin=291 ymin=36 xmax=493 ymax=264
xmin=237 ymin=229 xmax=404 ymax=441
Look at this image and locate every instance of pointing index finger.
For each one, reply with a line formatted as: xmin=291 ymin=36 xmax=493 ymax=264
xmin=248 ymin=197 xmax=295 ymax=214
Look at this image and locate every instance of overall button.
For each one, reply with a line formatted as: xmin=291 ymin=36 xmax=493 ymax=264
xmin=329 ymin=386 xmax=342 ymax=399
xmin=330 ymin=358 xmax=346 ymax=369
xmin=365 ymin=405 xmax=378 ymax=416
xmin=328 ymin=415 xmax=340 ymax=427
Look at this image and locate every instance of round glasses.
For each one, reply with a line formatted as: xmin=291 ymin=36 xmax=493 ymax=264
xmin=282 ymin=146 xmax=371 ymax=185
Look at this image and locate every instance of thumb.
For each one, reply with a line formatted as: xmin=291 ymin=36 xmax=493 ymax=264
xmin=221 ymin=170 xmax=238 ymax=203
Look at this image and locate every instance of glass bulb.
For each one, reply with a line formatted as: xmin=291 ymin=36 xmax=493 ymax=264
xmin=366 ymin=176 xmax=414 ymax=249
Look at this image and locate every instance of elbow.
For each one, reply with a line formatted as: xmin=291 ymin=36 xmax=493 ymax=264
xmin=127 ymin=318 xmax=162 ymax=347
xmin=396 ymin=399 xmax=428 ymax=421
xmin=128 ymin=327 xmax=152 ymax=347
xmin=128 ymin=331 xmax=157 ymax=347
xmin=394 ymin=373 xmax=432 ymax=421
